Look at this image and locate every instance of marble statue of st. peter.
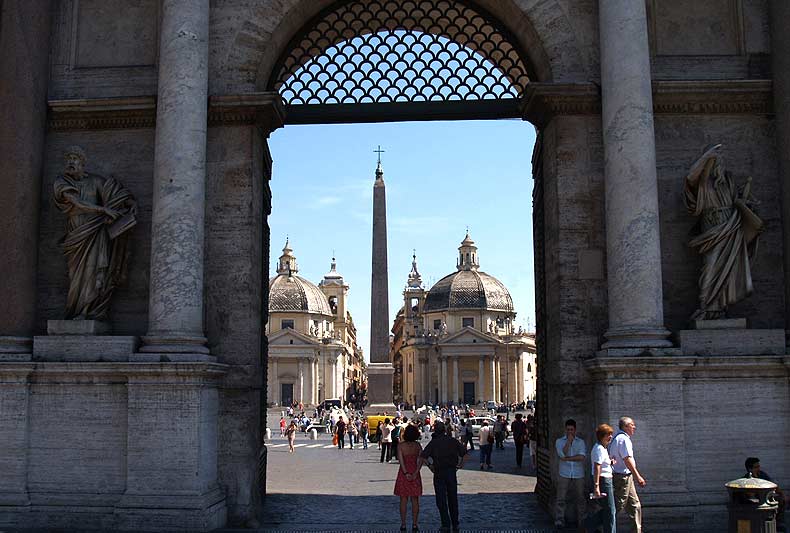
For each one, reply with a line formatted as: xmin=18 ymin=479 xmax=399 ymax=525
xmin=683 ymin=144 xmax=764 ymax=320
xmin=54 ymin=146 xmax=137 ymax=320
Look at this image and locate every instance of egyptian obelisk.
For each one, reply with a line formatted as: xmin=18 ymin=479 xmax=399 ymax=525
xmin=366 ymin=147 xmax=394 ymax=409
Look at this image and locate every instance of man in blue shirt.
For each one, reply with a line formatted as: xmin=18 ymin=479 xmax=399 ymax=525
xmin=554 ymin=418 xmax=587 ymax=529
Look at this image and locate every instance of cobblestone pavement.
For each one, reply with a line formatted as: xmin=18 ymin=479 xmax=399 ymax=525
xmin=246 ymin=412 xmax=555 ymax=532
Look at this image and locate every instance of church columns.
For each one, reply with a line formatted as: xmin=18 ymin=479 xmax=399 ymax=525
xmin=0 ymin=1 xmax=51 ymax=355
xmin=598 ymin=0 xmax=672 ymax=349
xmin=495 ymin=357 xmax=501 ymax=403
xmin=140 ymin=0 xmax=211 ymax=355
xmin=440 ymin=357 xmax=448 ymax=403
xmin=272 ymin=358 xmax=279 ymax=404
xmin=298 ymin=360 xmax=304 ymax=403
xmin=478 ymin=358 xmax=485 ymax=404
xmin=313 ymin=357 xmax=319 ymax=405
xmin=489 ymin=356 xmax=496 ymax=402
xmin=451 ymin=357 xmax=459 ymax=404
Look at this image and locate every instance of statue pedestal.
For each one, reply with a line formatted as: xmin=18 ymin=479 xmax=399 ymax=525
xmin=366 ymin=362 xmax=395 ymax=412
xmin=47 ymin=319 xmax=109 ymax=335
xmin=679 ymin=319 xmax=785 ymax=356
xmin=33 ymin=335 xmax=138 ymax=362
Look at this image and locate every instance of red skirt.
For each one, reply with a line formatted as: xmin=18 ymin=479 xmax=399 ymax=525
xmin=394 ymin=454 xmax=423 ymax=497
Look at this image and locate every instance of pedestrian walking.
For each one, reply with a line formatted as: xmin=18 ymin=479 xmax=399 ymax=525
xmin=360 ymin=419 xmax=369 ymax=449
xmin=376 ymin=421 xmax=384 ymax=449
xmin=391 ymin=417 xmax=402 ymax=460
xmin=394 ymin=425 xmax=424 ymax=532
xmin=478 ymin=420 xmax=493 ymax=469
xmin=609 ymin=416 xmax=645 ymax=533
xmin=419 ymin=420 xmax=466 ymax=532
xmin=380 ymin=418 xmax=394 ymax=463
xmin=494 ymin=415 xmax=506 ymax=450
xmin=285 ymin=420 xmax=297 ymax=453
xmin=554 ymin=418 xmax=586 ymax=529
xmin=460 ymin=420 xmax=474 ymax=451
xmin=335 ymin=416 xmax=347 ymax=450
xmin=584 ymin=423 xmax=616 ymax=533
xmin=510 ymin=413 xmax=527 ymax=468
xmin=349 ymin=419 xmax=358 ymax=449
xmin=527 ymin=414 xmax=537 ymax=469
xmin=279 ymin=416 xmax=286 ymax=437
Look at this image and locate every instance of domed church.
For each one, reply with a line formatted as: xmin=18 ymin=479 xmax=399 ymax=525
xmin=390 ymin=233 xmax=536 ymax=406
xmin=267 ymin=239 xmax=365 ymax=407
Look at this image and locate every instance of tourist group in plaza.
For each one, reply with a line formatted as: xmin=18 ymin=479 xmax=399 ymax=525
xmin=277 ymin=403 xmax=652 ymax=533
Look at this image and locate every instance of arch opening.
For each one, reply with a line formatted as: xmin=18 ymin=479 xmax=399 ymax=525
xmin=267 ymin=0 xmax=535 ymax=123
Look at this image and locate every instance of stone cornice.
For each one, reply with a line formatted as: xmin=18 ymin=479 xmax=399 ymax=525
xmin=208 ymin=93 xmax=285 ymax=134
xmin=48 ymin=92 xmax=286 ymax=133
xmin=520 ymin=83 xmax=601 ymax=126
xmin=584 ymin=354 xmax=787 ymax=382
xmin=652 ymin=79 xmax=773 ymax=115
xmin=48 ymin=97 xmax=157 ymax=131
xmin=521 ymin=80 xmax=773 ymax=126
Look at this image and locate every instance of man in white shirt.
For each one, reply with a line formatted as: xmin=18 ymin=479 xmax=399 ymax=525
xmin=379 ymin=418 xmax=394 ymax=463
xmin=609 ymin=416 xmax=646 ymax=533
xmin=554 ymin=419 xmax=587 ymax=529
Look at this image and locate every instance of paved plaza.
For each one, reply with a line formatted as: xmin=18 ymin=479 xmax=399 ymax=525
xmin=240 ymin=411 xmax=554 ymax=532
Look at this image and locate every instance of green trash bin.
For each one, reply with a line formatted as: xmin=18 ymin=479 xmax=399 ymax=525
xmin=726 ymin=475 xmax=779 ymax=533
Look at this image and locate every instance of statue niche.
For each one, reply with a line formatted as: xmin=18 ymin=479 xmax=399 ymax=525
xmin=683 ymin=144 xmax=764 ymax=321
xmin=54 ymin=146 xmax=137 ymax=322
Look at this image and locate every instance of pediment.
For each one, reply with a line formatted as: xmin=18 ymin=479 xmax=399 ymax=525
xmin=439 ymin=327 xmax=497 ymax=346
xmin=268 ymin=328 xmax=319 ymax=346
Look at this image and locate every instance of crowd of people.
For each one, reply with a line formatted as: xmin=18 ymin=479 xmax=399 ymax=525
xmin=275 ymin=406 xmax=785 ymax=532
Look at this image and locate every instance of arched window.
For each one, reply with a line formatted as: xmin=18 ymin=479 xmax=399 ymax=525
xmin=269 ymin=0 xmax=532 ymax=121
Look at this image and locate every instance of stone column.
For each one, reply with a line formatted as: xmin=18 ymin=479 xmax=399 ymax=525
xmin=599 ymin=0 xmax=672 ymax=349
xmin=140 ymin=0 xmax=211 ymax=356
xmin=452 ymin=357 xmax=459 ymax=403
xmin=495 ymin=358 xmax=501 ymax=402
xmin=478 ymin=358 xmax=485 ymax=404
xmin=489 ymin=357 xmax=496 ymax=402
xmin=770 ymin=0 xmax=790 ymax=346
xmin=272 ymin=358 xmax=279 ymax=404
xmin=0 ymin=2 xmax=51 ymax=356
xmin=313 ymin=357 xmax=319 ymax=405
xmin=297 ymin=360 xmax=304 ymax=403
xmin=440 ymin=357 xmax=448 ymax=402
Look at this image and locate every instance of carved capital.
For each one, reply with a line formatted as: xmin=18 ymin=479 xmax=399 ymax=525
xmin=208 ymin=92 xmax=286 ymax=134
xmin=520 ymin=83 xmax=601 ymax=127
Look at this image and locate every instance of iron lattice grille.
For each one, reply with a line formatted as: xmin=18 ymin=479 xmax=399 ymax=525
xmin=270 ymin=0 xmax=531 ymax=105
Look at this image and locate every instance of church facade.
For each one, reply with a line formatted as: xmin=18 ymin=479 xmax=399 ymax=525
xmin=391 ymin=235 xmax=536 ymax=407
xmin=267 ymin=240 xmax=365 ymax=407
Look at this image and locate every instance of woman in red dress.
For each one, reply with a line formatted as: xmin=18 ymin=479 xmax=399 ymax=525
xmin=394 ymin=424 xmax=424 ymax=532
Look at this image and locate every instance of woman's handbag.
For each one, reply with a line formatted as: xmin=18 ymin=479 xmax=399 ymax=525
xmin=332 ymin=433 xmax=339 ymax=445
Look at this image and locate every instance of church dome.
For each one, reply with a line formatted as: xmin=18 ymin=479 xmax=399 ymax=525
xmin=269 ymin=239 xmax=333 ymax=316
xmin=423 ymin=233 xmax=514 ymax=313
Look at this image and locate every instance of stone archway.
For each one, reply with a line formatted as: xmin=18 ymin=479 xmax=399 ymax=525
xmin=3 ymin=0 xmax=782 ymax=531
xmin=241 ymin=0 xmax=598 ymax=526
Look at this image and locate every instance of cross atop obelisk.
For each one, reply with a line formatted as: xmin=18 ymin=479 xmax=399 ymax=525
xmin=374 ymin=145 xmax=385 ymax=165
xmin=366 ymin=147 xmax=394 ymax=410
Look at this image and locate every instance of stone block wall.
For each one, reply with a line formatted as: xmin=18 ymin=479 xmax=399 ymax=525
xmin=205 ymin=125 xmax=268 ymax=525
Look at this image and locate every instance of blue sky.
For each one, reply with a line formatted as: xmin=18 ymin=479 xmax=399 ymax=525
xmin=268 ymin=119 xmax=537 ymax=360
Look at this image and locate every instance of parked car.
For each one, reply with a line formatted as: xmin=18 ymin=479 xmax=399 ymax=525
xmin=322 ymin=398 xmax=342 ymax=410
xmin=466 ymin=416 xmax=496 ymax=437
